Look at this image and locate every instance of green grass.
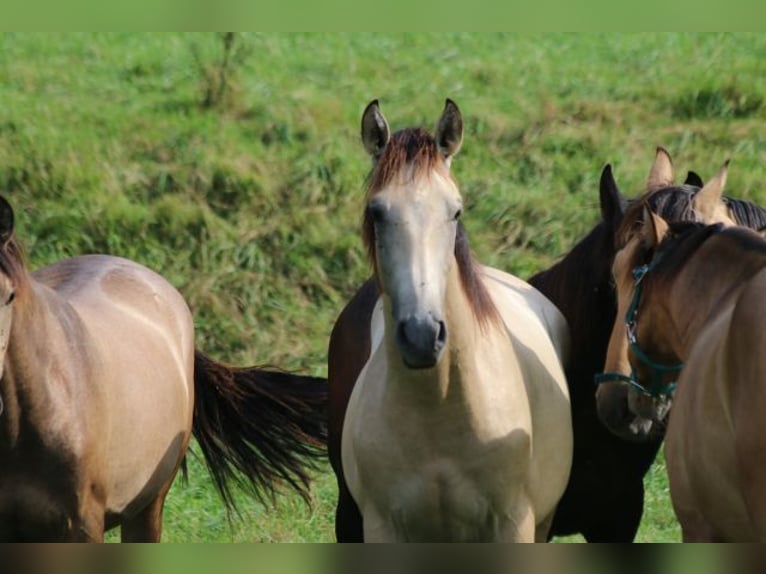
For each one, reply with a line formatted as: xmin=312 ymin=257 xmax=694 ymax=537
xmin=2 ymin=33 xmax=765 ymax=542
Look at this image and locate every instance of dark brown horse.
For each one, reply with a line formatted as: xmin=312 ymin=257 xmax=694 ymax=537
xmin=0 ymin=196 xmax=327 ymax=542
xmin=328 ymin=146 xmax=766 ymax=542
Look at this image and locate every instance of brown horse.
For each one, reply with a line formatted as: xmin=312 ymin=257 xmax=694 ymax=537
xmin=329 ymin=146 xmax=766 ymax=542
xmin=339 ymin=99 xmax=571 ymax=541
xmin=0 ymin=196 xmax=327 ymax=542
xmin=597 ymin=203 xmax=766 ymax=541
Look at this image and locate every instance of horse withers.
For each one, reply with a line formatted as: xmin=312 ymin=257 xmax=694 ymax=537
xmin=597 ymin=192 xmax=766 ymax=541
xmin=339 ymin=100 xmax=572 ymax=542
xmin=0 ymin=197 xmax=327 ymax=542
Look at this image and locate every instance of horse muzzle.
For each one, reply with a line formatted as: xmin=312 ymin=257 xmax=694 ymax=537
xmin=395 ymin=313 xmax=446 ymax=369
xmin=596 ymin=382 xmax=665 ymax=443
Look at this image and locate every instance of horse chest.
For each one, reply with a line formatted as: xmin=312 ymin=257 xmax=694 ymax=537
xmin=348 ymin=406 xmax=531 ymax=541
xmin=0 ymin=462 xmax=80 ymax=541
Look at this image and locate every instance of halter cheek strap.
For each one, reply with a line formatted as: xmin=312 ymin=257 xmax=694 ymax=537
xmin=595 ymin=255 xmax=684 ymax=397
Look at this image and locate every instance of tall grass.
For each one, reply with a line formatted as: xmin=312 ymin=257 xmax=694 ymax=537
xmin=1 ymin=33 xmax=764 ymax=542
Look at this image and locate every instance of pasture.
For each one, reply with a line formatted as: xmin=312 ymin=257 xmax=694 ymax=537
xmin=0 ymin=32 xmax=764 ymax=542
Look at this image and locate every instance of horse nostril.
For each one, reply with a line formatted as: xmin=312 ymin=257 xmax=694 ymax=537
xmin=436 ymin=320 xmax=446 ymax=346
xmin=396 ymin=321 xmax=409 ymax=346
xmin=395 ymin=315 xmax=446 ymax=369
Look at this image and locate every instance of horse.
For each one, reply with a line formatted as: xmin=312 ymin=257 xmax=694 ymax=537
xmin=596 ymin=203 xmax=766 ymax=541
xmin=328 ymin=145 xmax=766 ymax=542
xmin=527 ymin=151 xmax=766 ymax=541
xmin=337 ymin=99 xmax=573 ymax=542
xmin=0 ymin=196 xmax=327 ymax=542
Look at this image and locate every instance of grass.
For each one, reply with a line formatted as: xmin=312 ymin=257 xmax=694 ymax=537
xmin=1 ymin=33 xmax=765 ymax=542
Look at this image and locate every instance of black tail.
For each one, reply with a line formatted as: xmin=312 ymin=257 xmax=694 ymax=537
xmin=191 ymin=350 xmax=328 ymax=511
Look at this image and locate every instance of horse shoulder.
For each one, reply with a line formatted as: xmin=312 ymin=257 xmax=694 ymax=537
xmin=478 ymin=265 xmax=573 ymax=520
xmin=478 ymin=265 xmax=570 ymax=368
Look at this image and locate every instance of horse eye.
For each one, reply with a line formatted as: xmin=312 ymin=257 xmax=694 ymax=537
xmin=5 ymin=291 xmax=14 ymax=306
xmin=453 ymin=208 xmax=462 ymax=221
xmin=366 ymin=201 xmax=387 ymax=224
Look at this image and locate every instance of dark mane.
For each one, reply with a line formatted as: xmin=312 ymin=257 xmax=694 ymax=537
xmin=648 ymin=220 xmax=724 ymax=272
xmin=646 ymin=185 xmax=703 ymax=223
xmin=637 ymin=222 xmax=766 ymax=300
xmin=361 ymin=127 xmax=499 ymax=327
xmin=529 ymin=220 xmax=618 ymax=383
xmin=724 ymin=197 xmax=766 ymax=230
xmin=622 ymin=184 xmax=766 ymax=239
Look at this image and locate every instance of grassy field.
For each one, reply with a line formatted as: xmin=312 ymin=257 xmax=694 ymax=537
xmin=1 ymin=33 xmax=764 ymax=542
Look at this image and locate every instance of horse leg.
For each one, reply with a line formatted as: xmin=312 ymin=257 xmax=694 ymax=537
xmin=335 ymin=479 xmax=364 ymax=542
xmin=120 ymin=484 xmax=172 ymax=543
xmin=581 ymin=479 xmax=644 ymax=542
xmin=72 ymin=503 xmax=106 ymax=542
xmin=534 ymin=512 xmax=555 ymax=542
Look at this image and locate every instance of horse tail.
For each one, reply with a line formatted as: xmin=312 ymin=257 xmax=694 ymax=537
xmin=191 ymin=349 xmax=328 ymax=511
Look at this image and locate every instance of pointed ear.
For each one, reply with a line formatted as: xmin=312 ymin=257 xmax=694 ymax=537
xmin=434 ymin=98 xmax=463 ymax=165
xmin=693 ymin=160 xmax=729 ymax=220
xmin=361 ymin=99 xmax=390 ymax=159
xmin=684 ymin=170 xmax=704 ymax=187
xmin=599 ymin=164 xmax=628 ymax=229
xmin=0 ymin=196 xmax=14 ymax=246
xmin=641 ymin=206 xmax=669 ymax=249
xmin=646 ymin=146 xmax=674 ymax=192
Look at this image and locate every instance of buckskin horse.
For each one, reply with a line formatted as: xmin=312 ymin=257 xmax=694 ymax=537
xmin=339 ymin=99 xmax=572 ymax=541
xmin=0 ymin=196 xmax=327 ymax=542
xmin=597 ymin=197 xmax=766 ymax=541
xmin=329 ymin=144 xmax=766 ymax=542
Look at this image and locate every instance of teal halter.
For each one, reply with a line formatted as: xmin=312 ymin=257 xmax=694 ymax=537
xmin=595 ymin=253 xmax=684 ymax=397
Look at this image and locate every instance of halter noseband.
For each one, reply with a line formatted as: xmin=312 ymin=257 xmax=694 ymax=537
xmin=595 ymin=252 xmax=684 ymax=397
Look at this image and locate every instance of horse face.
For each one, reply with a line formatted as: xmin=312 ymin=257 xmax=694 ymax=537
xmin=368 ymin=169 xmax=462 ymax=369
xmin=361 ymin=99 xmax=464 ymax=370
xmin=597 ymin=229 xmax=669 ymax=442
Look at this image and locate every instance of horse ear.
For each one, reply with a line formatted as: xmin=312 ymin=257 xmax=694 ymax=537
xmin=435 ymin=98 xmax=463 ymax=165
xmin=694 ymin=160 xmax=729 ymax=220
xmin=641 ymin=206 xmax=669 ymax=249
xmin=684 ymin=170 xmax=704 ymax=187
xmin=361 ymin=99 xmax=390 ymax=160
xmin=0 ymin=196 xmax=14 ymax=246
xmin=599 ymin=164 xmax=628 ymax=228
xmin=646 ymin=146 xmax=674 ymax=192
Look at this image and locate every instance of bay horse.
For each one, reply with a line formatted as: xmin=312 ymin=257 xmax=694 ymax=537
xmin=329 ymin=145 xmax=766 ymax=542
xmin=596 ymin=204 xmax=766 ymax=541
xmin=0 ymin=196 xmax=327 ymax=542
xmin=340 ymin=99 xmax=572 ymax=542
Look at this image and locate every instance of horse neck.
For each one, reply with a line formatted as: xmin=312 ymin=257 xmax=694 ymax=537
xmin=530 ymin=224 xmax=613 ymax=378
xmin=658 ymin=239 xmax=766 ymax=359
xmin=1 ymin=277 xmax=71 ymax=443
xmin=382 ymin=262 xmax=490 ymax=409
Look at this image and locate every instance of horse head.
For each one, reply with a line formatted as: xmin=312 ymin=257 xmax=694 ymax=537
xmin=360 ymin=99 xmax=465 ymax=369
